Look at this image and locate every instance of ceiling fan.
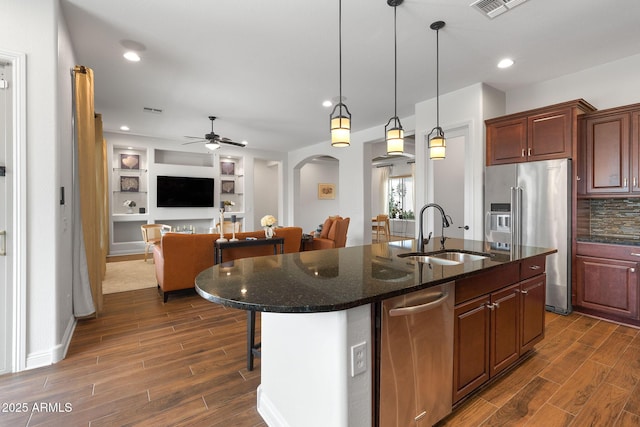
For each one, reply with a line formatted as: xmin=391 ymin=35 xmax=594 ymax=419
xmin=183 ymin=116 xmax=247 ymax=150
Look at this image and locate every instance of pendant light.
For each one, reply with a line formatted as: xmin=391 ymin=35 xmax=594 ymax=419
xmin=385 ymin=0 xmax=404 ymax=155
xmin=428 ymin=20 xmax=446 ymax=160
xmin=330 ymin=0 xmax=351 ymax=147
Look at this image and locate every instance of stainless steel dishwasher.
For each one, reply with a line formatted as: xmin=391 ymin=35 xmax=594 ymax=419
xmin=378 ymin=281 xmax=454 ymax=426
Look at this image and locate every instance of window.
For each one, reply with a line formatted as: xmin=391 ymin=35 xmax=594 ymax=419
xmin=388 ymin=175 xmax=414 ymax=219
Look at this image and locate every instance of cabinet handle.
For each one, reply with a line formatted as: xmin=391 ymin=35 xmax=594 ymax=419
xmin=389 ymin=292 xmax=449 ymax=316
xmin=521 ymin=289 xmax=529 ymax=295
xmin=486 ymin=302 xmax=500 ymax=310
xmin=529 ymin=265 xmax=541 ymax=270
xmin=528 ymin=148 xmax=532 ymax=157
xmin=624 ymin=178 xmax=628 ymax=188
xmin=521 ymin=149 xmax=525 ymax=157
xmin=631 ymin=268 xmax=636 ymax=273
xmin=631 ymin=253 xmax=640 ymax=257
xmin=576 ymin=176 xmax=581 ymax=181
xmin=634 ymin=177 xmax=638 ymax=188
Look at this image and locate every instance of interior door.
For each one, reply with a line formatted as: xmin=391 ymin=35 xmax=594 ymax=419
xmin=434 ymin=134 xmax=466 ymax=238
xmin=0 ymin=62 xmax=12 ymax=375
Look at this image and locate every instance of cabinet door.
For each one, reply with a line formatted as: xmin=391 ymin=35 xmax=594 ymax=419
xmin=453 ymin=295 xmax=490 ymax=404
xmin=520 ymin=275 xmax=546 ymax=354
xmin=487 ymin=117 xmax=527 ymax=165
xmin=528 ymin=108 xmax=572 ymax=161
xmin=632 ymin=111 xmax=640 ymax=193
xmin=489 ymin=284 xmax=520 ymax=377
xmin=576 ymin=255 xmax=639 ymax=319
xmin=585 ymin=113 xmax=630 ymax=194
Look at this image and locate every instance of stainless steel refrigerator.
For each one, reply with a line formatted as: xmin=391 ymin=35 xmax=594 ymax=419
xmin=485 ymin=158 xmax=571 ymax=314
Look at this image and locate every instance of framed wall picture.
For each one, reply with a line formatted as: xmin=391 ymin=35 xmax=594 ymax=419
xmin=220 ymin=161 xmax=235 ymax=176
xmin=221 ymin=180 xmax=235 ymax=194
xmin=120 ymin=176 xmax=139 ymax=192
xmin=318 ymin=183 xmax=335 ymax=200
xmin=120 ymin=153 xmax=140 ymax=169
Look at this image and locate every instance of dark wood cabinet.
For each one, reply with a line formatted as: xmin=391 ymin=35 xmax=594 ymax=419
xmin=575 ymin=242 xmax=640 ymax=323
xmin=487 ymin=117 xmax=527 ymax=164
xmin=453 ymin=259 xmax=547 ymax=404
xmin=519 ymin=275 xmax=546 ymax=354
xmin=580 ymin=103 xmax=640 ymax=196
xmin=453 ymin=295 xmax=490 ymax=404
xmin=489 ymin=284 xmax=520 ymax=377
xmin=486 ymin=99 xmax=595 ymax=166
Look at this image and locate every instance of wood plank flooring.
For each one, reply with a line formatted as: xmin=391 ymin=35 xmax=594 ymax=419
xmin=439 ymin=311 xmax=640 ymax=426
xmin=1 ymin=287 xmax=640 ymax=426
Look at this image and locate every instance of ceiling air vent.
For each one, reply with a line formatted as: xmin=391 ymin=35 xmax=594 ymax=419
xmin=470 ymin=0 xmax=528 ymax=19
xmin=143 ymin=107 xmax=163 ymax=114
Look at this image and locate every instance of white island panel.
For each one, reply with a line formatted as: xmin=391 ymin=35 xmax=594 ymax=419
xmin=258 ymin=305 xmax=372 ymax=427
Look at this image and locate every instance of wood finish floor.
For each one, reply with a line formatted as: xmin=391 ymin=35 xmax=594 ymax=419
xmin=1 ymin=287 xmax=640 ymax=426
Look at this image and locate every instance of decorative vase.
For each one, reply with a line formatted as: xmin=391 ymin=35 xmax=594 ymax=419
xmin=127 ymin=207 xmax=134 ymax=214
xmin=264 ymin=227 xmax=274 ymax=239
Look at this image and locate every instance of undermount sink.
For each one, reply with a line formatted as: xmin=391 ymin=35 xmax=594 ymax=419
xmin=398 ymin=250 xmax=490 ymax=266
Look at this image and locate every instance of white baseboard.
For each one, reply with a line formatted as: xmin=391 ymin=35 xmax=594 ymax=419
xmin=257 ymin=385 xmax=290 ymax=427
xmin=25 ymin=315 xmax=77 ymax=370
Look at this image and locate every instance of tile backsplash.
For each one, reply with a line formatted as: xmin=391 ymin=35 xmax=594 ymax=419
xmin=587 ymin=198 xmax=640 ymax=239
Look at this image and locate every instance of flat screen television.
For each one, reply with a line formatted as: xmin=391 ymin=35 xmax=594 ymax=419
xmin=157 ymin=175 xmax=214 ymax=207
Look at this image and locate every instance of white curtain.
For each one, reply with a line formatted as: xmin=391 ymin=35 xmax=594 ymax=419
xmin=378 ymin=166 xmax=390 ymax=215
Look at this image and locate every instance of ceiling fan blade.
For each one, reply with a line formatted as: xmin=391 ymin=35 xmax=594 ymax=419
xmin=181 ymin=138 xmax=206 ymax=145
xmin=219 ymin=137 xmax=247 ymax=147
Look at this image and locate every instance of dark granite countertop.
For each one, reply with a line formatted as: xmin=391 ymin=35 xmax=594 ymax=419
xmin=195 ymin=237 xmax=556 ymax=313
xmin=576 ymin=235 xmax=640 ymax=247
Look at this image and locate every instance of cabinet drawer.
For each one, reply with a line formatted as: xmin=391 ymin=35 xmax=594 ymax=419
xmin=577 ymin=242 xmax=640 ymax=262
xmin=455 ymin=263 xmax=519 ymax=305
xmin=520 ymin=255 xmax=546 ymax=280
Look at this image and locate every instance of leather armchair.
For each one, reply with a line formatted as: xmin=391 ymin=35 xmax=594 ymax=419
xmin=311 ymin=216 xmax=350 ymax=250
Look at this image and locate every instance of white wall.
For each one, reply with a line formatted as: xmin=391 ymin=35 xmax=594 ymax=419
xmin=0 ymin=0 xmax=71 ymax=370
xmin=297 ymin=159 xmax=340 ymax=234
xmin=506 ymin=53 xmax=640 ymax=114
xmin=253 ymin=158 xmax=280 ymax=229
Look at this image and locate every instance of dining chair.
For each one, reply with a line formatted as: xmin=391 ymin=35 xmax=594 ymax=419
xmin=141 ymin=224 xmax=165 ymax=262
xmin=372 ymin=214 xmax=390 ymax=242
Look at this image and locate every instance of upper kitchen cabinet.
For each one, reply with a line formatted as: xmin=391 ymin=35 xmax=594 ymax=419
xmin=579 ymin=103 xmax=640 ymax=196
xmin=486 ymin=99 xmax=596 ymax=166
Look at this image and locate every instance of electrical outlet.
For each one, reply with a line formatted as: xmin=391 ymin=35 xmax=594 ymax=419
xmin=351 ymin=342 xmax=367 ymax=377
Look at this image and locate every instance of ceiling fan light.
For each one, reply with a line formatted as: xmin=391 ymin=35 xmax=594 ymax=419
xmin=205 ymin=141 xmax=220 ymax=150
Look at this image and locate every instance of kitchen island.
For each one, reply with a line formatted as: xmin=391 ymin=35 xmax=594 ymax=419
xmin=195 ymin=238 xmax=555 ymax=427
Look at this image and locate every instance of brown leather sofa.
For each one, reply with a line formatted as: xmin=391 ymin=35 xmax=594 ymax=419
xmin=153 ymin=226 xmax=303 ymax=302
xmin=311 ymin=216 xmax=350 ymax=250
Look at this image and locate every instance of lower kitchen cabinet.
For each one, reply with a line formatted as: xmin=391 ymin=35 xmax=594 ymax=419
xmin=453 ymin=266 xmax=546 ymax=404
xmin=520 ymin=275 xmax=546 ymax=354
xmin=453 ymin=295 xmax=491 ymax=404
xmin=576 ymin=254 xmax=639 ymax=321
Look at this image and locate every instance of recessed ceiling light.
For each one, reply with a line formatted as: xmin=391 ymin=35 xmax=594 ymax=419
xmin=497 ymin=58 xmax=514 ymax=69
xmin=322 ymin=100 xmax=333 ymax=108
xmin=120 ymin=125 xmax=130 ymax=131
xmin=123 ymin=51 xmax=141 ymax=62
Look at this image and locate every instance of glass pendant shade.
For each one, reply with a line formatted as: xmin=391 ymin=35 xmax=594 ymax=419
xmin=330 ymin=104 xmax=351 ymax=147
xmin=385 ymin=118 xmax=404 ymax=155
xmin=429 ymin=134 xmax=446 ymax=160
